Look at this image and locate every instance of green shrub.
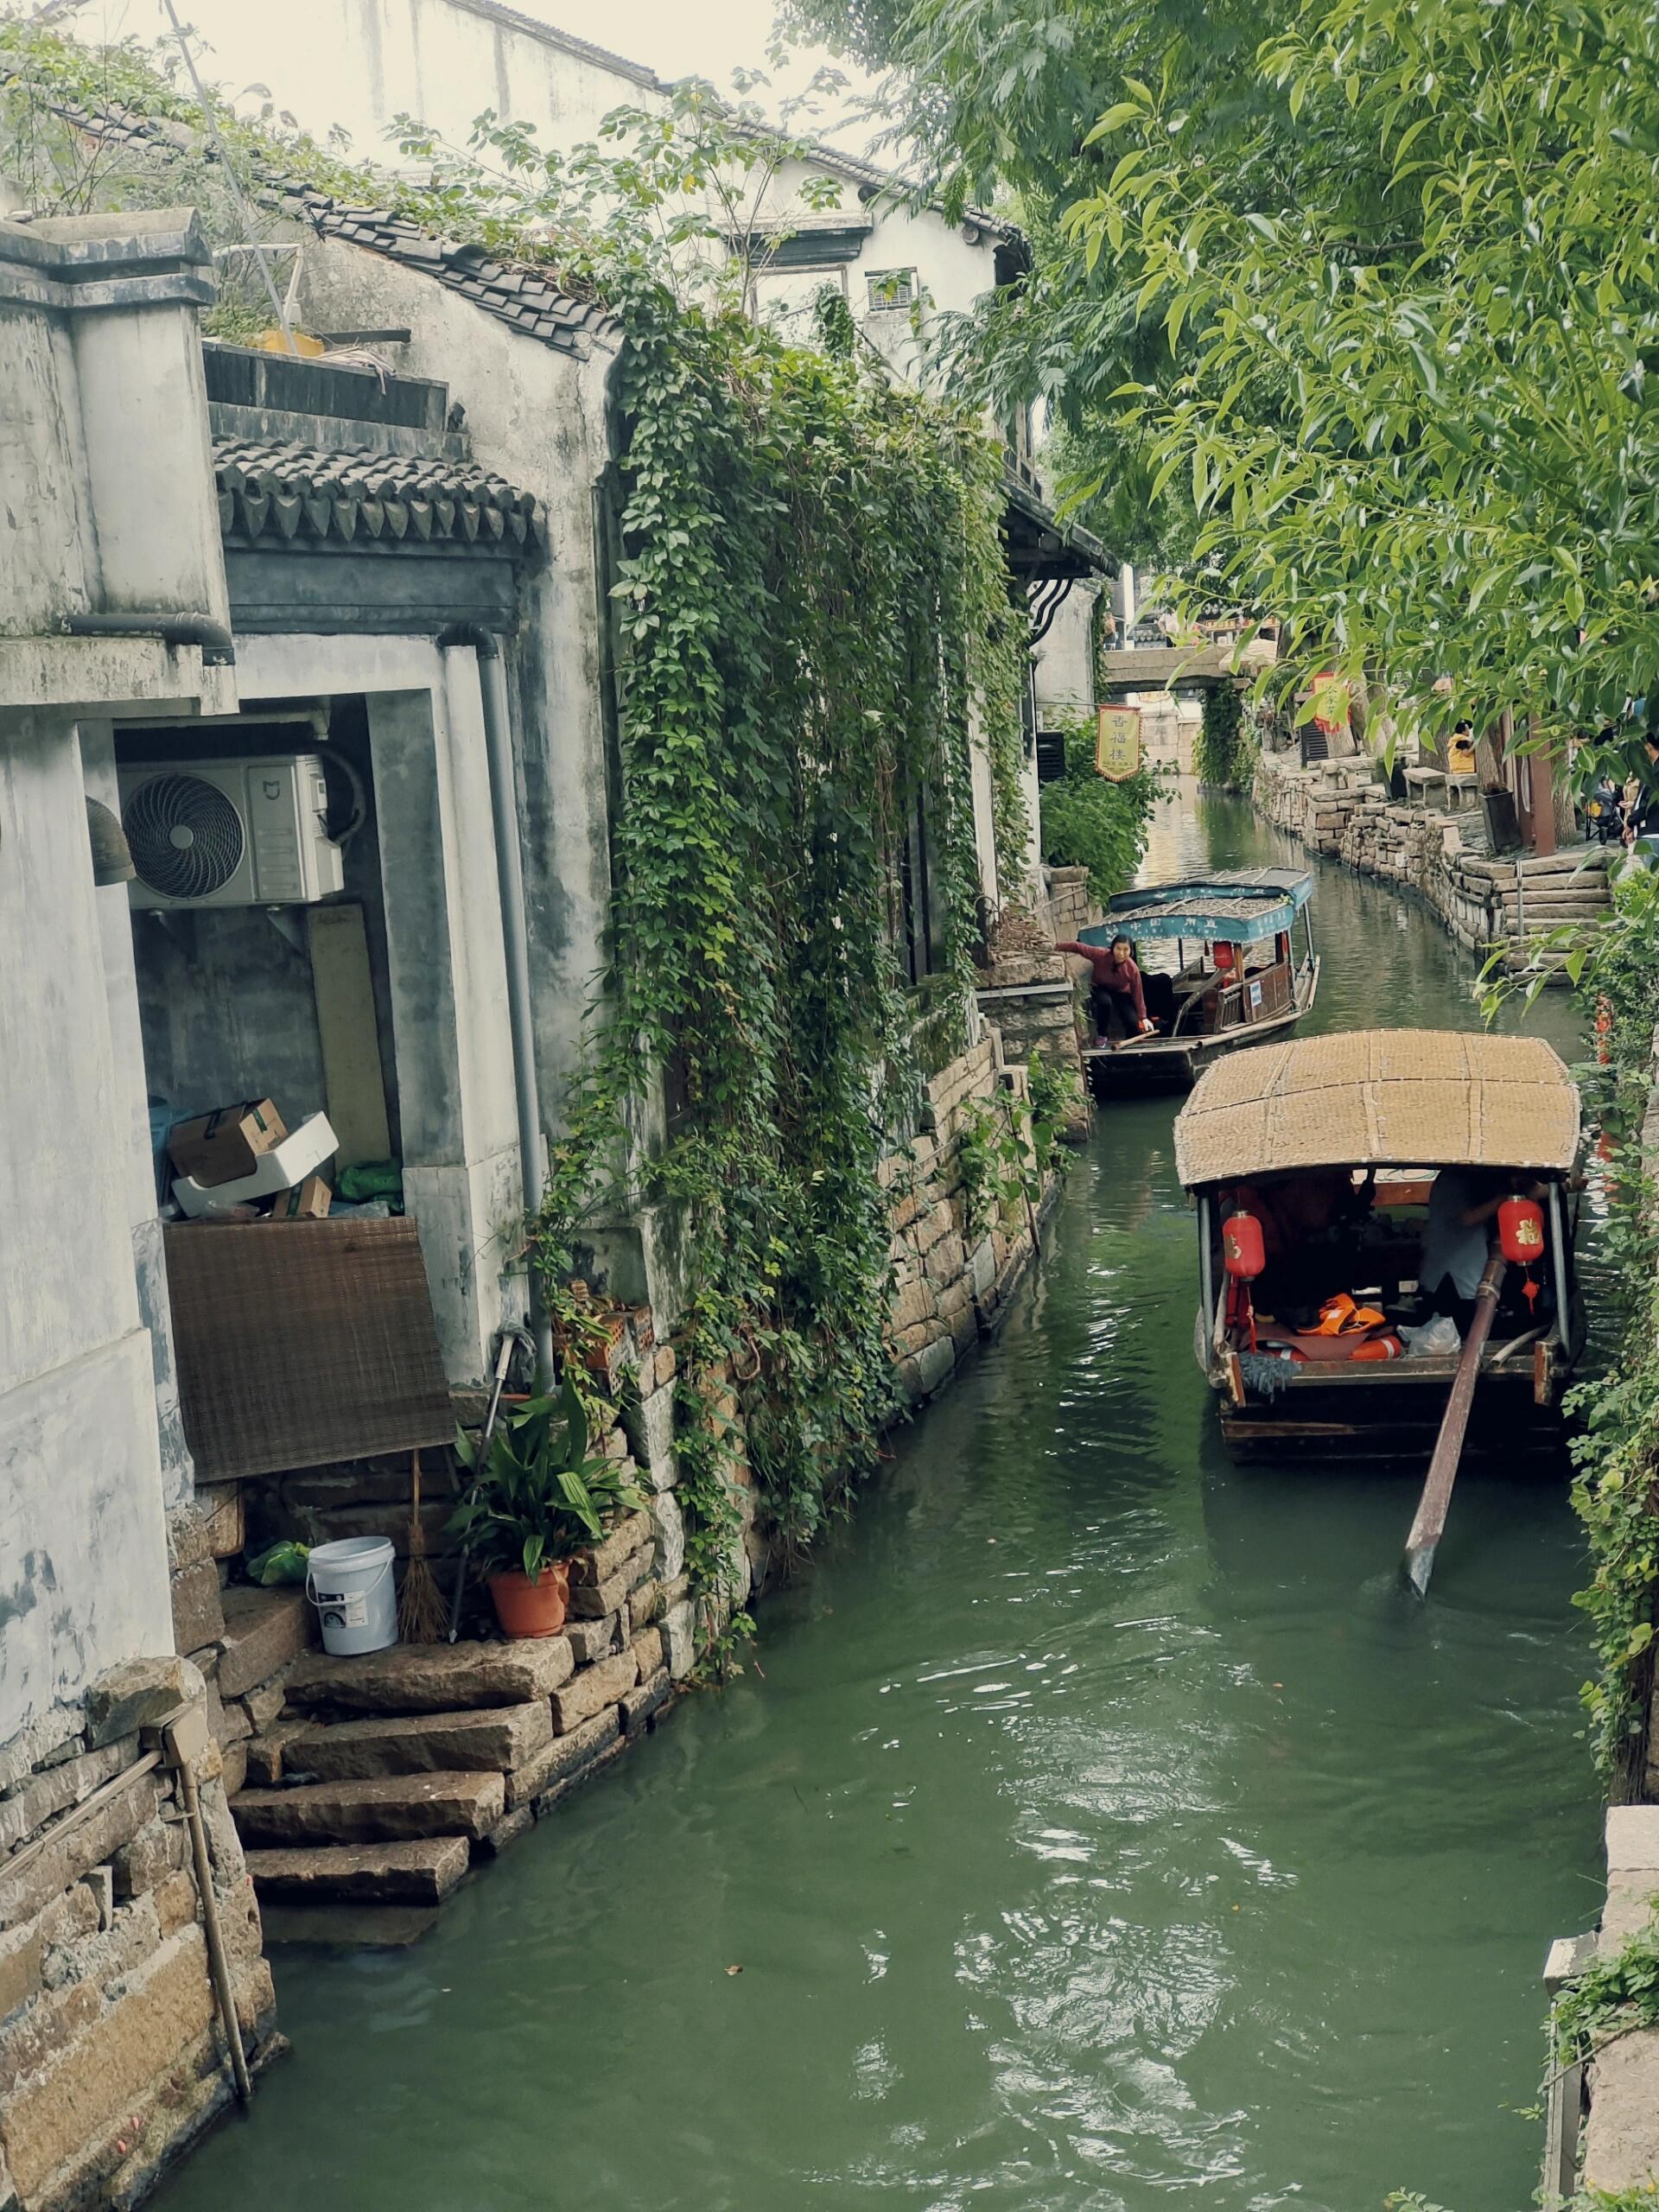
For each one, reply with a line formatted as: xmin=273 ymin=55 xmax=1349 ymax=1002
xmin=1039 ymin=714 xmax=1158 ymax=904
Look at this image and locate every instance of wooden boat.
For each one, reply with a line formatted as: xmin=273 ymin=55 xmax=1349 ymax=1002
xmin=1078 ymin=866 xmax=1319 ymax=1096
xmin=1173 ymin=1030 xmax=1586 ymax=1459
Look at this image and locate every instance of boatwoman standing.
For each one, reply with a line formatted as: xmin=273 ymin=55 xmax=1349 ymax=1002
xmin=1056 ymin=932 xmax=1156 ymax=1046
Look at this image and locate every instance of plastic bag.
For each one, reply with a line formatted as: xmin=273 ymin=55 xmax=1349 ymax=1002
xmin=1400 ymin=1314 xmax=1461 ymax=1357
xmin=247 ymin=1540 xmax=310 ymax=1587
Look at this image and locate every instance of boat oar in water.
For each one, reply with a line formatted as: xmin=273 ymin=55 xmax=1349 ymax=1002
xmin=1402 ymin=1253 xmax=1507 ymax=1597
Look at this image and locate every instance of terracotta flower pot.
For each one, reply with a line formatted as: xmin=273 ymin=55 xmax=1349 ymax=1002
xmin=487 ymin=1560 xmax=570 ymax=1639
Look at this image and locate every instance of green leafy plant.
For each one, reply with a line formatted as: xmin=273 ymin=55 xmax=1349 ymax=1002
xmin=448 ymin=1373 xmax=645 ymax=1584
xmin=1027 ymin=1048 xmax=1084 ymax=1177
xmin=1553 ymin=1916 xmax=1659 ymax=2069
xmin=1196 ymin=683 xmax=1255 ymax=791
xmin=1039 ymin=712 xmax=1160 ymax=904
xmin=955 ymin=1096 xmax=1033 ymax=1239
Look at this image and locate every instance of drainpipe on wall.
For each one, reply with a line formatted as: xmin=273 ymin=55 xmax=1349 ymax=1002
xmin=438 ymin=624 xmax=557 ymax=1387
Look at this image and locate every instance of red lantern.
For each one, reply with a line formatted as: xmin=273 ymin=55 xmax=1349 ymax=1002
xmin=1223 ymin=1211 xmax=1266 ymax=1280
xmin=1497 ymin=1197 xmax=1546 ymax=1311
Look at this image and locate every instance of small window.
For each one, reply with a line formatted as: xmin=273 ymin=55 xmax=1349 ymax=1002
xmin=865 ymin=268 xmax=917 ymax=313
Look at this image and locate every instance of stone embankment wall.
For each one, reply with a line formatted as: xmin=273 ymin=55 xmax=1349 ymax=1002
xmin=0 ymin=1656 xmax=276 ymax=2212
xmin=972 ymin=866 xmax=1098 ymax=1082
xmin=1560 ymin=1808 xmax=1659 ymax=2197
xmin=1255 ymin=752 xmax=1612 ymax=977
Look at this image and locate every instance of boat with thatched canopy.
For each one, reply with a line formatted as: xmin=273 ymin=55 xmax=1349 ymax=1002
xmin=1173 ymin=1029 xmax=1586 ymax=1457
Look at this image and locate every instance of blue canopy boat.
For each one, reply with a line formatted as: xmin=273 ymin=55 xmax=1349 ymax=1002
xmin=1077 ymin=865 xmax=1319 ymax=1094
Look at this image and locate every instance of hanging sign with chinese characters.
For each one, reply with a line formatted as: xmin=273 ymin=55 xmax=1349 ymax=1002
xmin=1096 ymin=705 xmax=1143 ymax=781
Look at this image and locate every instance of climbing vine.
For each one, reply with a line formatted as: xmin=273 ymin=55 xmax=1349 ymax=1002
xmin=1489 ymin=866 xmax=1659 ymax=1789
xmin=0 ymin=22 xmax=1033 ymax=1652
xmin=1195 ymin=683 xmax=1256 ymax=792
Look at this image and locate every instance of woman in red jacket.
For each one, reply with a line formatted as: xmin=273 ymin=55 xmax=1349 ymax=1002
xmin=1055 ymin=933 xmax=1157 ymax=1046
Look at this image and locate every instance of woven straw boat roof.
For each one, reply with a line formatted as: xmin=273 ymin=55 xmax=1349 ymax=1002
xmin=1173 ymin=1029 xmax=1580 ymax=1186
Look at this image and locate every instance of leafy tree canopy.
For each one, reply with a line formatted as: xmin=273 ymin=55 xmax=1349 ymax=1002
xmin=795 ymin=0 xmax=1659 ymax=752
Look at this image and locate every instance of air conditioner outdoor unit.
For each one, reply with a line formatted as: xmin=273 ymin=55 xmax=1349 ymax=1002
xmin=118 ymin=755 xmax=345 ymax=910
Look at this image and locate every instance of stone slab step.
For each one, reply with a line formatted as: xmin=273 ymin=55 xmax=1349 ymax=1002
xmin=260 ymin=1902 xmax=442 ymax=1948
xmin=297 ymin=1703 xmax=552 ymax=1782
xmin=232 ymin=1770 xmax=504 ymax=1847
xmin=218 ymin=1586 xmax=316 ymax=1700
xmin=284 ymin=1640 xmax=571 ymax=1715
xmin=245 ymin=1836 xmax=468 ymax=1905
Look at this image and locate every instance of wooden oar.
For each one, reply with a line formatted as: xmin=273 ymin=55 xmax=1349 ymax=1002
xmin=1402 ymin=1252 xmax=1507 ymax=1597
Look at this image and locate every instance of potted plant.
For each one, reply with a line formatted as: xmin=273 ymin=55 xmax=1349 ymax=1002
xmin=448 ymin=1373 xmax=645 ymax=1638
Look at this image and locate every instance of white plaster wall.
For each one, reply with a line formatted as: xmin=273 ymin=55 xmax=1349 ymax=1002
xmin=284 ymin=239 xmax=620 ymax=1118
xmin=82 ymin=721 xmax=196 ymax=1511
xmin=0 ymin=305 xmax=97 ymax=634
xmin=0 ymin=715 xmax=172 ymax=1737
xmin=61 ymin=0 xmax=663 ymax=166
xmin=55 ymin=2 xmax=1007 ymax=406
xmin=1034 ymin=587 xmax=1097 ymax=721
xmin=69 ymin=303 xmax=230 ymax=630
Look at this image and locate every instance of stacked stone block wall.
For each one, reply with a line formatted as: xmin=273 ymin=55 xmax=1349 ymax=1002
xmin=1254 ymin=751 xmax=1611 ymax=977
xmin=0 ymin=1657 xmax=277 ymax=2212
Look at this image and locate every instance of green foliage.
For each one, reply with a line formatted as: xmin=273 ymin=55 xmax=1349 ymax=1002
xmin=0 ymin=22 xmax=1029 ymax=1644
xmin=1553 ymin=1916 xmax=1659 ymax=2068
xmin=1195 ymin=683 xmax=1256 ymax=791
xmin=1039 ymin=713 xmax=1159 ymax=902
xmin=1500 ymin=869 xmax=1659 ymax=1786
xmin=449 ymin=1374 xmax=644 ymax=1584
xmin=955 ymin=1095 xmax=1033 ymax=1239
xmin=1057 ymin=0 xmax=1659 ymax=754
xmin=1027 ymin=1048 xmax=1083 ymax=1177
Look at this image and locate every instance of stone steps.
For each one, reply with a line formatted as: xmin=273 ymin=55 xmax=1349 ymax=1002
xmin=232 ymin=1769 xmax=505 ymax=1847
xmin=243 ymin=1835 xmax=469 ymax=1905
xmin=284 ymin=1638 xmax=572 ymax=1714
xmin=294 ymin=1701 xmax=552 ymax=1781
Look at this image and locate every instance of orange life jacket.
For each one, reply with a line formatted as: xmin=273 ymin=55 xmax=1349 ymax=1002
xmin=1312 ymin=1293 xmax=1387 ymax=1338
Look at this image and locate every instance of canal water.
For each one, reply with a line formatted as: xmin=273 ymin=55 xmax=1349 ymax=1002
xmin=161 ymin=790 xmax=1602 ymax=2212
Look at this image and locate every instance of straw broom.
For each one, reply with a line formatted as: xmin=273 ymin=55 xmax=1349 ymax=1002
xmin=397 ymin=1447 xmax=447 ymax=1644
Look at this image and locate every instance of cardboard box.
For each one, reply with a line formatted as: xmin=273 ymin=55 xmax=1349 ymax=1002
xmin=273 ymin=1174 xmax=332 ymax=1222
xmin=173 ymin=1113 xmax=339 ymax=1219
xmin=167 ymin=1099 xmax=287 ymax=1187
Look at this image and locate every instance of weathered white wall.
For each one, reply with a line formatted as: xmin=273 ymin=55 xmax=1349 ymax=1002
xmin=1034 ymin=587 xmax=1097 ymax=721
xmin=285 ymin=238 xmax=620 ymax=1126
xmin=0 ymin=715 xmax=174 ymax=1736
xmin=55 ymin=3 xmax=1009 ymax=404
xmin=60 ymin=0 xmax=663 ymax=165
xmin=0 ymin=207 xmax=232 ymax=1742
xmin=0 ymin=307 xmax=96 ymax=634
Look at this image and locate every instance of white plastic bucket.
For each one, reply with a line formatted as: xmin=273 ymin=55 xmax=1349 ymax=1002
xmin=305 ymin=1536 xmax=397 ymax=1656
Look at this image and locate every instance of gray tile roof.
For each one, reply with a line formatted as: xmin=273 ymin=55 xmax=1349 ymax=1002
xmin=281 ymin=184 xmax=618 ymax=358
xmin=0 ymin=63 xmax=619 ymax=360
xmin=214 ymin=436 xmax=546 ymax=552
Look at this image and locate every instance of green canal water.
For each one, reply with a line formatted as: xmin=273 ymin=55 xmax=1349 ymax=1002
xmin=161 ymin=789 xmax=1603 ymax=2212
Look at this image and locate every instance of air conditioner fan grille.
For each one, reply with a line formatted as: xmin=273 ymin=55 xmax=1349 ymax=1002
xmin=123 ymin=773 xmax=246 ymax=900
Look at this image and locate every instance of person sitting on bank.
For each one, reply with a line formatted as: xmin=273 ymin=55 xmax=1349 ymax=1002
xmin=1055 ymin=932 xmax=1157 ymax=1046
